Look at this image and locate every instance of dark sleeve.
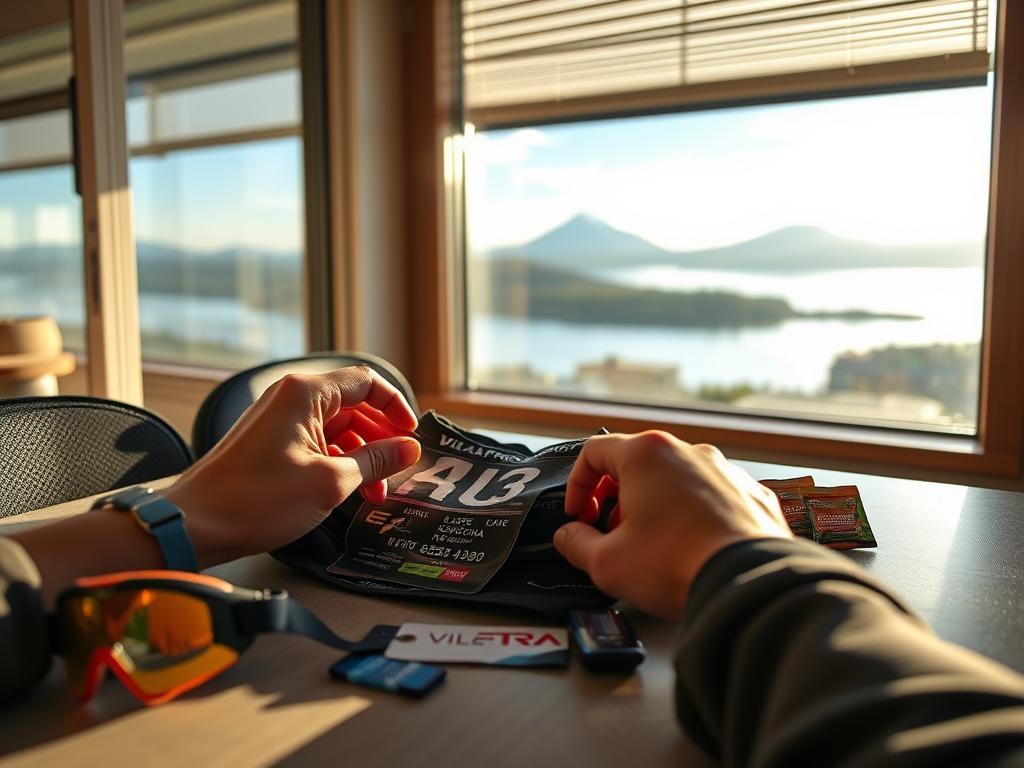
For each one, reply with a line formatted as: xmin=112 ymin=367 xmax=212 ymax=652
xmin=675 ymin=537 xmax=1024 ymax=767
xmin=0 ymin=537 xmax=51 ymax=703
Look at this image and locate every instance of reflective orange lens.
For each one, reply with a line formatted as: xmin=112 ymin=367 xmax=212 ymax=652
xmin=62 ymin=589 xmax=239 ymax=704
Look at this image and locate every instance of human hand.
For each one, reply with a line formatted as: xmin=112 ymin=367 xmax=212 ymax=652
xmin=164 ymin=367 xmax=421 ymax=568
xmin=553 ymin=431 xmax=790 ymax=619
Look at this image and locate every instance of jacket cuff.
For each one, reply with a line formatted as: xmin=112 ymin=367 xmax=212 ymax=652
xmin=683 ymin=536 xmax=906 ymax=626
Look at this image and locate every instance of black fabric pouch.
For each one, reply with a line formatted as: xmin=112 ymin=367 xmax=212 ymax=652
xmin=272 ymin=412 xmax=614 ymax=618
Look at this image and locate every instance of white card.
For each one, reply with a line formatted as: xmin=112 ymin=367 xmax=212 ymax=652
xmin=384 ymin=623 xmax=569 ymax=666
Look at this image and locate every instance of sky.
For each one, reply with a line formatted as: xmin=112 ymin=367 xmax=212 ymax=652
xmin=131 ymin=137 xmax=303 ymax=254
xmin=0 ymin=83 xmax=994 ymax=255
xmin=0 ymin=137 xmax=304 ymax=254
xmin=466 ymin=84 xmax=996 ymax=253
xmin=0 ymin=66 xmax=304 ymax=255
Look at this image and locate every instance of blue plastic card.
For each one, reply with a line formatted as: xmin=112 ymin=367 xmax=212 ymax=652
xmin=330 ymin=653 xmax=445 ymax=698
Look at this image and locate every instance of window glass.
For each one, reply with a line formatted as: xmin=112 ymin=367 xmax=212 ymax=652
xmin=465 ymin=86 xmax=992 ymax=433
xmin=0 ymin=110 xmax=71 ymax=170
xmin=127 ymin=69 xmax=300 ymax=148
xmin=0 ymin=0 xmax=304 ymax=377
xmin=0 ymin=164 xmax=84 ymax=352
xmin=130 ymin=135 xmax=304 ymax=367
xmin=0 ymin=11 xmax=83 ymax=362
xmin=124 ymin=0 xmax=304 ymax=369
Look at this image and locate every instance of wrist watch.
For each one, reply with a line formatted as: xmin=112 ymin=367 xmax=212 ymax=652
xmin=93 ymin=486 xmax=200 ymax=572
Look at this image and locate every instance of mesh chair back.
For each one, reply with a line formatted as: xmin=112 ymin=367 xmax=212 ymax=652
xmin=192 ymin=352 xmax=418 ymax=459
xmin=0 ymin=396 xmax=194 ymax=518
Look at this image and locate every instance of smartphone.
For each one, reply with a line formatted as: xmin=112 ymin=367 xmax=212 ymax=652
xmin=568 ymin=608 xmax=646 ymax=672
xmin=329 ymin=653 xmax=446 ymax=698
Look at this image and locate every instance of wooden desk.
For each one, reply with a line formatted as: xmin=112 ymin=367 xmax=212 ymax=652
xmin=2 ymin=460 xmax=1024 ymax=768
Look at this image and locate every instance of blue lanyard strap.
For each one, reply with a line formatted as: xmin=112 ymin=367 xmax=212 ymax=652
xmin=233 ymin=590 xmax=398 ymax=653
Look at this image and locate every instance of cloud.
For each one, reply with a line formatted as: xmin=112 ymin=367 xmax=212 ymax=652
xmin=468 ymin=88 xmax=994 ymax=251
xmin=35 ymin=205 xmax=77 ymax=245
xmin=471 ymin=128 xmax=551 ymax=165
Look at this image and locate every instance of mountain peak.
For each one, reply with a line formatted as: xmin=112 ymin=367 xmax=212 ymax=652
xmin=496 ymin=213 xmax=668 ymax=261
xmin=488 ymin=215 xmax=982 ymax=271
xmin=720 ymin=225 xmax=845 ymax=251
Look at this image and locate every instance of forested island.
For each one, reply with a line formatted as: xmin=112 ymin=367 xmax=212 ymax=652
xmin=474 ymin=258 xmax=919 ymax=329
xmin=0 ymin=244 xmax=302 ymax=314
xmin=7 ymin=244 xmax=919 ymax=330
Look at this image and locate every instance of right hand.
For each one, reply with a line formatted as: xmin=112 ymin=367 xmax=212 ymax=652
xmin=553 ymin=431 xmax=791 ymax=619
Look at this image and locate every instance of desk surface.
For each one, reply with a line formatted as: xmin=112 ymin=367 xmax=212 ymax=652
xmin=2 ymin=459 xmax=1024 ymax=768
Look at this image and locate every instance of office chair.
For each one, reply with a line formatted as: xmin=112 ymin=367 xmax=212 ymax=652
xmin=0 ymin=396 xmax=194 ymax=518
xmin=191 ymin=352 xmax=418 ymax=459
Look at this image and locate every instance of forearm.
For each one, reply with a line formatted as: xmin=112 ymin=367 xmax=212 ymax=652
xmin=1 ymin=501 xmax=219 ymax=702
xmin=9 ymin=508 xmax=165 ymax=609
xmin=677 ymin=538 xmax=1024 ymax=767
xmin=7 ymin=478 xmax=248 ymax=610
xmin=2 ymin=493 xmax=215 ymax=701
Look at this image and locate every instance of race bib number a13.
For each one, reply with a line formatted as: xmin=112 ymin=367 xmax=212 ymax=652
xmin=327 ymin=412 xmax=585 ymax=594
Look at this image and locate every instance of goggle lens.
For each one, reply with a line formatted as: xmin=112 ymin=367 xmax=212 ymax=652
xmin=61 ymin=589 xmax=239 ymax=703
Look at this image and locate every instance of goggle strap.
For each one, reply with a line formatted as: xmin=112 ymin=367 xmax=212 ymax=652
xmin=233 ymin=593 xmax=398 ymax=653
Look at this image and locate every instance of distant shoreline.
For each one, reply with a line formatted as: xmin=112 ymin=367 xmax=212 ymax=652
xmin=475 ymin=258 xmax=920 ymax=330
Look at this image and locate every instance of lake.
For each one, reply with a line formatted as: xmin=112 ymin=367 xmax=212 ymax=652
xmin=468 ymin=267 xmax=985 ymax=394
xmin=0 ymin=276 xmax=303 ymax=366
xmin=0 ymin=265 xmax=985 ymax=397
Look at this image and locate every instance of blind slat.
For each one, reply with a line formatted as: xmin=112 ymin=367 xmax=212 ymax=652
xmin=467 ymin=1 xmax=980 ymax=61
xmin=463 ymin=0 xmax=991 ymax=126
xmin=469 ymin=9 xmax=982 ymax=67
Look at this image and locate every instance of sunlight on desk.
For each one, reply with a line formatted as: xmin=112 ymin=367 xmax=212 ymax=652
xmin=0 ymin=687 xmax=371 ymax=768
xmin=867 ymin=481 xmax=968 ymax=613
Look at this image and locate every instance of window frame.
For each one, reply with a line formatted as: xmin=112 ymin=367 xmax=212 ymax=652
xmin=0 ymin=0 xmax=312 ymax=418
xmin=402 ymin=0 xmax=1024 ymax=484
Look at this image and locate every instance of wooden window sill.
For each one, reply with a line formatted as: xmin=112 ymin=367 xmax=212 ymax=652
xmin=420 ymin=389 xmax=1019 ymax=480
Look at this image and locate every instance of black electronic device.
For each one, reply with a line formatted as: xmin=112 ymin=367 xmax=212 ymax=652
xmin=568 ymin=608 xmax=646 ymax=672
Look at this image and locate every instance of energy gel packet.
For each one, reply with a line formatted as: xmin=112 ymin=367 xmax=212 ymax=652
xmin=759 ymin=476 xmax=814 ymax=538
xmin=800 ymin=485 xmax=877 ymax=550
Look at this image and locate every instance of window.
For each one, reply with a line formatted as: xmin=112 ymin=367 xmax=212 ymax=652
xmin=124 ymin=0 xmax=305 ymax=368
xmin=0 ymin=0 xmax=306 ymax=376
xmin=461 ymin=0 xmax=993 ymax=435
xmin=129 ymin=136 xmax=304 ymax=368
xmin=0 ymin=162 xmax=83 ymax=353
xmin=465 ymin=87 xmax=992 ymax=434
xmin=0 ymin=18 xmax=83 ymax=357
xmin=404 ymin=0 xmax=1024 ymax=479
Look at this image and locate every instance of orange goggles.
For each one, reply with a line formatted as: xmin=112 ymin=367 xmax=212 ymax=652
xmin=54 ymin=571 xmax=398 ymax=705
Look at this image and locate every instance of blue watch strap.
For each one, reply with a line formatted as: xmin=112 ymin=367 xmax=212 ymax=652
xmin=95 ymin=487 xmax=200 ymax=573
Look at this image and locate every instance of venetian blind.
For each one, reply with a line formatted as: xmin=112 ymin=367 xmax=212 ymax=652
xmin=463 ymin=0 xmax=991 ymax=126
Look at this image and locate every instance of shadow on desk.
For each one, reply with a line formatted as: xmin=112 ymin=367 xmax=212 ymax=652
xmin=0 ymin=554 xmax=710 ymax=768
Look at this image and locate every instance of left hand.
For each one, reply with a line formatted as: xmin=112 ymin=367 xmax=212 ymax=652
xmin=165 ymin=367 xmax=421 ymax=567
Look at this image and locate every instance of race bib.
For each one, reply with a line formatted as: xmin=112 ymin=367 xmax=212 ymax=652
xmin=327 ymin=412 xmax=586 ymax=594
